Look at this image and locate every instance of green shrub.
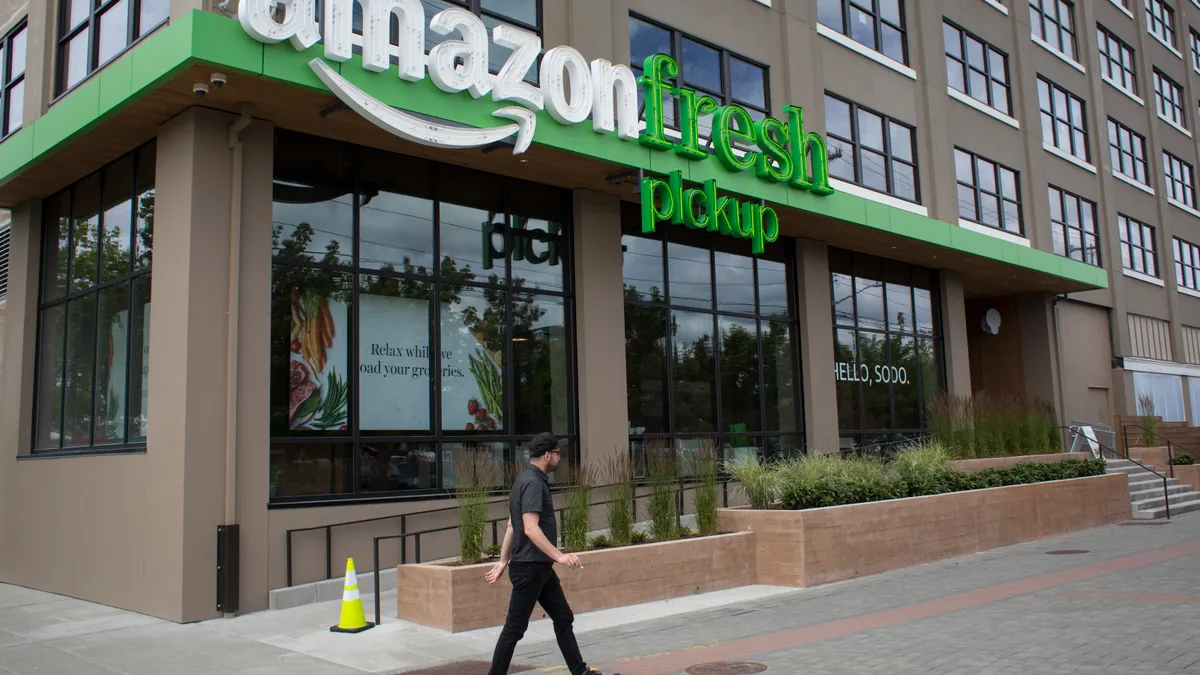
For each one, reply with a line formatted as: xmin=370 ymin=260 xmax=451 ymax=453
xmin=1171 ymin=454 xmax=1195 ymax=466
xmin=726 ymin=454 xmax=776 ymax=509
xmin=929 ymin=394 xmax=1060 ymax=459
xmin=691 ymin=441 xmax=721 ymax=536
xmin=589 ymin=534 xmax=612 ymax=549
xmin=454 ymin=449 xmax=499 ymax=565
xmin=645 ymin=444 xmax=680 ymax=541
xmin=630 ymin=530 xmax=648 ymax=545
xmin=606 ymin=453 xmax=635 ymax=546
xmin=1138 ymin=394 xmax=1159 ymax=447
xmin=562 ymin=463 xmax=597 ymax=552
xmin=484 ymin=544 xmax=501 ymax=558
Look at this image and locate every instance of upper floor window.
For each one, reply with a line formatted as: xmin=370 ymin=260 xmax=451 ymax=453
xmin=817 ymin=0 xmax=908 ymax=65
xmin=629 ymin=15 xmax=769 ymax=137
xmin=35 ymin=143 xmax=155 ymax=453
xmin=1048 ymin=186 xmax=1100 ymax=265
xmin=56 ymin=0 xmax=170 ymax=95
xmin=1029 ymin=0 xmax=1077 ymax=59
xmin=1191 ymin=28 xmax=1200 ymax=72
xmin=1120 ymin=215 xmax=1158 ymax=277
xmin=1097 ymin=25 xmax=1137 ymax=95
xmin=1176 ymin=237 xmax=1200 ymax=290
xmin=1153 ymin=69 xmax=1186 ymax=129
xmin=1145 ymin=0 xmax=1177 ymax=50
xmin=955 ymin=148 xmax=1022 ymax=235
xmin=1108 ymin=118 xmax=1149 ymax=185
xmin=944 ymin=21 xmax=1011 ymax=116
xmin=0 ymin=21 xmax=25 ymax=138
xmin=1164 ymin=150 xmax=1195 ymax=207
xmin=1037 ymin=77 xmax=1089 ymax=162
xmin=825 ymin=93 xmax=919 ymax=203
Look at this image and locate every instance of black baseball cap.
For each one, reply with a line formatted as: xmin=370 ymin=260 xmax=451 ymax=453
xmin=528 ymin=432 xmax=568 ymax=457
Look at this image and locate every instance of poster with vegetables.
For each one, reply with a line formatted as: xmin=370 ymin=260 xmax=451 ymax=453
xmin=289 ymin=288 xmax=349 ymax=431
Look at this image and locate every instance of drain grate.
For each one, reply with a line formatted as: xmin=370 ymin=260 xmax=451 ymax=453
xmin=1046 ymin=549 xmax=1090 ymax=555
xmin=686 ymin=662 xmax=769 ymax=675
xmin=395 ymin=661 xmax=534 ymax=674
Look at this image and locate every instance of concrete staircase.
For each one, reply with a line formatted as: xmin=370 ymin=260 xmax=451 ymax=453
xmin=1105 ymin=458 xmax=1200 ymax=519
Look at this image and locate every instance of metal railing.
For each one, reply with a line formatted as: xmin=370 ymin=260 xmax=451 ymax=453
xmin=1120 ymin=422 xmax=1200 ymax=479
xmin=369 ymin=477 xmax=739 ymax=626
xmin=1063 ymin=425 xmax=1172 ymax=521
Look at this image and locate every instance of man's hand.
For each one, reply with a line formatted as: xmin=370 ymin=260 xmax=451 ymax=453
xmin=485 ymin=560 xmax=508 ymax=584
xmin=556 ymin=552 xmax=583 ymax=569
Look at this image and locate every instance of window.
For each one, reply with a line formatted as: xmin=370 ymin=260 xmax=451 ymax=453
xmin=817 ymin=0 xmax=908 ymax=65
xmin=1048 ymin=186 xmax=1100 ymax=265
xmin=1153 ymin=69 xmax=1186 ymax=128
xmin=1029 ymin=0 xmax=1077 ymax=59
xmin=1037 ymin=77 xmax=1089 ymax=162
xmin=34 ymin=143 xmax=155 ymax=453
xmin=1176 ymin=237 xmax=1200 ymax=290
xmin=1108 ymin=118 xmax=1149 ymax=184
xmin=1191 ymin=28 xmax=1200 ymax=71
xmin=56 ymin=0 xmax=169 ymax=95
xmin=622 ymin=205 xmax=803 ymax=462
xmin=1134 ymin=372 xmax=1185 ymax=421
xmin=955 ymin=149 xmax=1022 ymax=234
xmin=831 ymin=249 xmax=943 ymax=451
xmin=0 ymin=21 xmax=25 ymax=137
xmin=629 ymin=15 xmax=769 ymax=138
xmin=1146 ymin=0 xmax=1177 ymax=50
xmin=824 ymin=93 xmax=919 ymax=203
xmin=944 ymin=21 xmax=1011 ymax=116
xmin=1120 ymin=215 xmax=1158 ymax=276
xmin=413 ymin=0 xmax=541 ymax=81
xmin=1164 ymin=151 xmax=1194 ymax=207
xmin=1097 ymin=25 xmax=1137 ymax=94
xmin=269 ymin=130 xmax=575 ymax=499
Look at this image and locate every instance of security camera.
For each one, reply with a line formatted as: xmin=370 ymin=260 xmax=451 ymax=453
xmin=210 ymin=73 xmax=227 ymax=88
xmin=193 ymin=82 xmax=209 ymax=98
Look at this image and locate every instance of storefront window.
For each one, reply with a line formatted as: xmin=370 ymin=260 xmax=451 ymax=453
xmin=831 ymin=249 xmax=943 ymax=451
xmin=269 ymin=131 xmax=575 ymax=500
xmin=34 ymin=143 xmax=154 ymax=452
xmin=622 ymin=203 xmax=802 ymax=462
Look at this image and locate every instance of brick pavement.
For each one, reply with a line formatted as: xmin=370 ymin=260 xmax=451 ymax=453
xmin=508 ymin=514 xmax=1200 ymax=675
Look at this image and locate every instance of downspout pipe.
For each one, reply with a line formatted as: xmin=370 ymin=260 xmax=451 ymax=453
xmin=224 ymin=105 xmax=252 ymax=551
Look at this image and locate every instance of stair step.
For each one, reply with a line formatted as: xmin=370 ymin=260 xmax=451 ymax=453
xmin=1132 ymin=497 xmax=1200 ymax=520
xmin=1131 ymin=491 xmax=1200 ymax=511
xmin=1129 ymin=484 xmax=1193 ymax=499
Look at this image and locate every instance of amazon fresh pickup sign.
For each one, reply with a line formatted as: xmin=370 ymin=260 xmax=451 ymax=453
xmin=238 ymin=0 xmax=833 ymax=253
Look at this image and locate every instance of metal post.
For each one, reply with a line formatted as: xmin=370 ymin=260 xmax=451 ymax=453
xmin=1164 ymin=476 xmax=1172 ymax=520
xmin=373 ymin=539 xmax=382 ymax=627
xmin=286 ymin=531 xmax=293 ymax=587
xmin=415 ymin=534 xmax=422 ymax=564
xmin=326 ymin=527 xmax=333 ymax=580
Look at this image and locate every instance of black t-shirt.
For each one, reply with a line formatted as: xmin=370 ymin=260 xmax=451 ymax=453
xmin=510 ymin=463 xmax=556 ymax=564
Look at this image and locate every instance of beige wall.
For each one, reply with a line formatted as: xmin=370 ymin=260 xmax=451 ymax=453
xmin=1057 ymin=301 xmax=1113 ymax=426
xmin=795 ymin=239 xmax=836 ymax=452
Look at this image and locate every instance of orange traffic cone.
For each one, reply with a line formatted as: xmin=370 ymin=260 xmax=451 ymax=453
xmin=330 ymin=558 xmax=375 ymax=633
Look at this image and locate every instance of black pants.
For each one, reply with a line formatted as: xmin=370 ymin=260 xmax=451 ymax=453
xmin=488 ymin=562 xmax=589 ymax=675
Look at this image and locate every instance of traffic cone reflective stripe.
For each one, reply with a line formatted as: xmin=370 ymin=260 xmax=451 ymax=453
xmin=330 ymin=558 xmax=375 ymax=633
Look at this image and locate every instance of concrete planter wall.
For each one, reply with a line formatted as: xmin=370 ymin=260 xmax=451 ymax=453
xmin=948 ymin=452 xmax=1093 ymax=473
xmin=1170 ymin=464 xmax=1200 ymax=492
xmin=395 ymin=532 xmax=755 ymax=632
xmin=719 ymin=473 xmax=1129 ymax=588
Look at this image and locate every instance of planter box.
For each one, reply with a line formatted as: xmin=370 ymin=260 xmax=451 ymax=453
xmin=1170 ymin=464 xmax=1200 ymax=492
xmin=719 ymin=474 xmax=1129 ymax=588
xmin=396 ymin=532 xmax=756 ymax=632
xmin=948 ymin=452 xmax=1093 ymax=473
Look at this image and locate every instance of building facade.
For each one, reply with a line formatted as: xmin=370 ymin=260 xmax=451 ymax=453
xmin=0 ymin=0 xmax=1190 ymax=621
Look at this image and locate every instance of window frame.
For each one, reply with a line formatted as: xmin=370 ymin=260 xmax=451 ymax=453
xmin=1048 ymin=185 xmax=1101 ymax=266
xmin=817 ymin=0 xmax=909 ymax=65
xmin=1 ymin=20 xmax=26 ymax=139
xmin=1119 ymin=214 xmax=1159 ymax=277
xmin=54 ymin=0 xmax=170 ymax=98
xmin=1191 ymin=28 xmax=1200 ymax=72
xmin=1145 ymin=0 xmax=1177 ymax=50
xmin=1037 ymin=75 xmax=1090 ymax=162
xmin=1163 ymin=150 xmax=1195 ymax=206
xmin=944 ymin=20 xmax=1012 ymax=116
xmin=955 ymin=147 xmax=1023 ymax=235
xmin=1175 ymin=236 xmax=1200 ymax=290
xmin=1108 ymin=117 xmax=1150 ymax=185
xmin=1029 ymin=0 xmax=1078 ymax=59
xmin=1097 ymin=24 xmax=1138 ymax=95
xmin=1153 ymin=68 xmax=1187 ymax=129
xmin=824 ymin=92 xmax=921 ymax=204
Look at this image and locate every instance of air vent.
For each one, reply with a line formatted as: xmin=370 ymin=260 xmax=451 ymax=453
xmin=0 ymin=224 xmax=10 ymax=300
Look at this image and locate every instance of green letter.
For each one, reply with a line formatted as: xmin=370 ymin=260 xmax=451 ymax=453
xmin=784 ymin=105 xmax=834 ymax=195
xmin=704 ymin=179 xmax=719 ymax=232
xmin=675 ymin=88 xmax=720 ymax=160
xmin=755 ymin=117 xmax=793 ymax=183
xmin=683 ymin=186 xmax=711 ymax=229
xmin=738 ymin=201 xmax=758 ymax=239
xmin=754 ymin=205 xmax=780 ymax=254
xmin=640 ymin=172 xmax=676 ymax=233
xmin=668 ymin=170 xmax=684 ymax=225
xmin=715 ymin=195 xmax=740 ymax=236
xmin=638 ymin=55 xmax=678 ymax=152
xmin=712 ymin=105 xmax=759 ymax=172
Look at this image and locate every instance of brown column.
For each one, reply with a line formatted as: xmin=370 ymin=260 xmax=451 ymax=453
xmin=1018 ymin=294 xmax=1064 ymax=424
xmin=0 ymin=201 xmax=40 ymax=458
xmin=21 ymin=0 xmax=53 ymax=126
xmin=939 ymin=271 xmax=972 ymax=398
xmin=572 ymin=190 xmax=628 ymax=469
xmin=795 ymin=238 xmax=838 ymax=453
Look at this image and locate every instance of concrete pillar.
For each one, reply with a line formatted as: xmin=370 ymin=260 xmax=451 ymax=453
xmin=145 ymin=107 xmax=239 ymax=621
xmin=939 ymin=272 xmax=972 ymax=398
xmin=1018 ymin=294 xmax=1064 ymax=424
xmin=0 ymin=201 xmax=40 ymax=459
xmin=20 ymin=0 xmax=53 ymax=125
xmin=572 ymin=191 xmax=628 ymax=469
xmin=795 ymin=239 xmax=838 ymax=453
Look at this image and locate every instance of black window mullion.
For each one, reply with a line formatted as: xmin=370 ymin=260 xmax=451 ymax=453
xmin=661 ymin=237 xmax=675 ymax=436
xmin=349 ymin=176 xmax=361 ymax=494
xmin=710 ymin=249 xmax=722 ymax=445
xmin=503 ymin=189 xmax=515 ymax=468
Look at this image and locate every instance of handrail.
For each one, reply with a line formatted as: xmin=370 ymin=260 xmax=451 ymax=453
xmin=370 ymin=477 xmax=738 ymax=626
xmin=1062 ymin=425 xmax=1172 ymax=522
xmin=1120 ymin=422 xmax=1200 ymax=479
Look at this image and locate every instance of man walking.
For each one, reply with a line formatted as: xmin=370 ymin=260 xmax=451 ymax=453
xmin=486 ymin=432 xmax=602 ymax=675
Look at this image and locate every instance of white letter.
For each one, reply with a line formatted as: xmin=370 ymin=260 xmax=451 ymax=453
xmin=427 ymin=8 xmax=493 ymax=98
xmin=590 ymin=59 xmax=638 ymax=140
xmin=540 ymin=46 xmax=593 ymax=125
xmin=323 ymin=0 xmax=354 ymax=62
xmin=239 ymin=0 xmax=319 ymax=50
xmin=492 ymin=24 xmax=543 ymax=110
xmin=361 ymin=0 xmax=424 ymax=80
